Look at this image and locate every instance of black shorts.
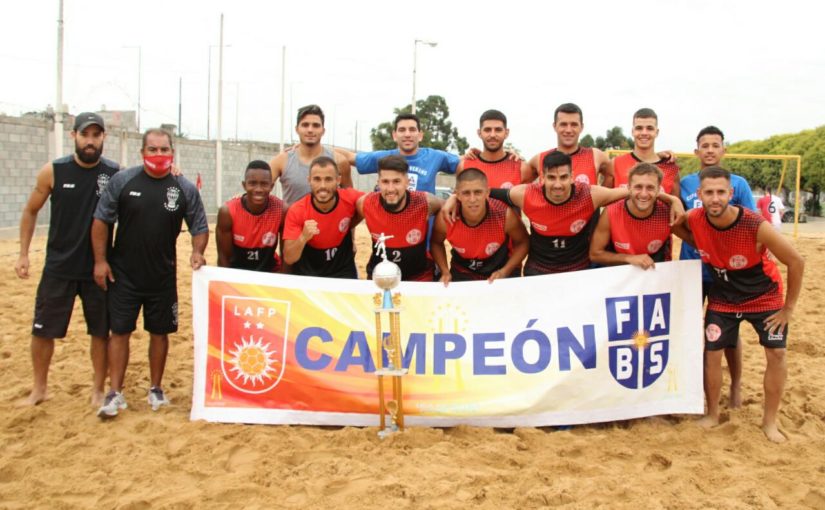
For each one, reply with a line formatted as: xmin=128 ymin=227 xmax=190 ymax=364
xmin=704 ymin=309 xmax=787 ymax=351
xmin=32 ymin=273 xmax=108 ymax=339
xmin=108 ymin=280 xmax=178 ymax=335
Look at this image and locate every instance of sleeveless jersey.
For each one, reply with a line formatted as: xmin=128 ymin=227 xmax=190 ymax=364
xmin=45 ymin=155 xmax=119 ymax=280
xmin=283 ymin=188 xmax=364 ymax=278
xmin=447 ymin=199 xmax=510 ymax=280
xmin=687 ymin=207 xmax=784 ymax=313
xmin=226 ymin=195 xmax=285 ymax=272
xmin=363 ymin=191 xmax=433 ymax=281
xmin=606 ymin=200 xmax=672 ymax=262
xmin=465 ymin=154 xmax=522 ymax=189
xmin=612 ymin=153 xmax=679 ymax=194
xmin=280 ymin=146 xmax=335 ymax=206
xmin=523 ymin=181 xmax=595 ymax=275
xmin=538 ymin=147 xmax=597 ymax=185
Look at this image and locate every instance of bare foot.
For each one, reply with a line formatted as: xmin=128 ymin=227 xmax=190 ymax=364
xmin=90 ymin=389 xmax=105 ymax=407
xmin=15 ymin=390 xmax=51 ymax=407
xmin=697 ymin=415 xmax=720 ymax=429
xmin=729 ymin=385 xmax=742 ymax=409
xmin=762 ymin=423 xmax=787 ymax=443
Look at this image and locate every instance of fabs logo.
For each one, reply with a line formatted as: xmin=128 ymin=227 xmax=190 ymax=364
xmin=605 ymin=293 xmax=670 ymax=389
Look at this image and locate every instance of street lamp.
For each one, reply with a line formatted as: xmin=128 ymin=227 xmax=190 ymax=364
xmin=123 ymin=46 xmax=142 ymax=132
xmin=412 ymin=39 xmax=437 ymax=114
xmin=207 ymin=43 xmax=231 ymax=139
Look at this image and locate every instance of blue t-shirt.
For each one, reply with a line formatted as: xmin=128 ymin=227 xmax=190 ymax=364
xmin=680 ymin=172 xmax=756 ymax=281
xmin=354 ymin=147 xmax=460 ymax=193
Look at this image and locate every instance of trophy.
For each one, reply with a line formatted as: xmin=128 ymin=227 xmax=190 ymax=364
xmin=373 ymin=233 xmax=407 ymax=438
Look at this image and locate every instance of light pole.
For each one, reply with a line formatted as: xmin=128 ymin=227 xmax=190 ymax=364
xmin=412 ymin=39 xmax=437 ymax=114
xmin=54 ymin=0 xmax=64 ymax=159
xmin=207 ymin=43 xmax=231 ymax=139
xmin=123 ymin=46 xmax=142 ymax=131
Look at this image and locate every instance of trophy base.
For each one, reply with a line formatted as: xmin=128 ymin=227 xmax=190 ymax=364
xmin=377 ymin=425 xmax=400 ymax=439
xmin=375 ymin=368 xmax=409 ymax=376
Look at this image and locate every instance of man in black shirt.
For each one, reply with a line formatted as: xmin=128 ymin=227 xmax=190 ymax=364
xmin=15 ymin=112 xmax=119 ymax=407
xmin=92 ymin=128 xmax=208 ymax=419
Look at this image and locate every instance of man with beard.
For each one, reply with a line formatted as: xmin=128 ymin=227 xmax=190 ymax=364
xmin=92 ymin=128 xmax=208 ymax=419
xmin=216 ymin=160 xmax=286 ymax=272
xmin=589 ymin=163 xmax=673 ymax=269
xmin=15 ymin=112 xmax=119 ymax=407
xmin=356 ymin=155 xmax=443 ymax=281
xmin=269 ymin=104 xmax=352 ymax=206
xmin=680 ymin=126 xmax=756 ymax=408
xmin=283 ymin=156 xmax=364 ymax=278
xmin=456 ymin=110 xmax=531 ymax=189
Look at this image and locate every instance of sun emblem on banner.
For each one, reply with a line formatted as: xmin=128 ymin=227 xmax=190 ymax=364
xmin=226 ymin=336 xmax=279 ymax=386
xmin=632 ymin=330 xmax=650 ymax=350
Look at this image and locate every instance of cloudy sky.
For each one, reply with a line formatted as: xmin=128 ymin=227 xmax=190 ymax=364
xmin=2 ymin=0 xmax=823 ymax=156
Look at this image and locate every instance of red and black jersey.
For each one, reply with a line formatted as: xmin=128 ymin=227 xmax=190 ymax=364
xmin=539 ymin=147 xmax=597 ymax=185
xmin=612 ymin=153 xmax=679 ymax=194
xmin=283 ymin=188 xmax=364 ymax=278
xmin=447 ymin=199 xmax=510 ymax=281
xmin=363 ymin=191 xmax=433 ymax=281
xmin=687 ymin=206 xmax=784 ymax=313
xmin=606 ymin=200 xmax=672 ymax=262
xmin=226 ymin=195 xmax=285 ymax=272
xmin=522 ymin=181 xmax=595 ymax=275
xmin=465 ymin=154 xmax=522 ymax=189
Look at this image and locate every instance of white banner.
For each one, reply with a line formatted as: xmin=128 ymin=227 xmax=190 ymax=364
xmin=191 ymin=261 xmax=704 ymax=427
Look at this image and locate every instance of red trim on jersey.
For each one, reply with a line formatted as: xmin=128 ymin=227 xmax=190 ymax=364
xmin=448 ymin=199 xmax=508 ymax=260
xmin=607 ymin=200 xmax=672 ymax=261
xmin=464 ymin=155 xmax=522 ymax=189
xmin=227 ymin=195 xmax=285 ymax=271
xmin=283 ymin=187 xmax=364 ymax=249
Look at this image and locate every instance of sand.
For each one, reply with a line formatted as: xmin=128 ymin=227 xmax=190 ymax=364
xmin=1 ymin=224 xmax=824 ymax=509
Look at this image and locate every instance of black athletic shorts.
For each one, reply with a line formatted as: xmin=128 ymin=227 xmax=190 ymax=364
xmin=704 ymin=309 xmax=788 ymax=351
xmin=108 ymin=279 xmax=178 ymax=335
xmin=32 ymin=272 xmax=108 ymax=339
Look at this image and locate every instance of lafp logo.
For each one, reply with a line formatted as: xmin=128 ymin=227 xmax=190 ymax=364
xmin=220 ymin=296 xmax=290 ymax=395
xmin=164 ymin=186 xmax=181 ymax=212
xmin=605 ymin=293 xmax=670 ymax=389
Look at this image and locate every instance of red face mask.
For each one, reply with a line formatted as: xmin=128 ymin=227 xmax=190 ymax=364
xmin=143 ymin=154 xmax=174 ymax=176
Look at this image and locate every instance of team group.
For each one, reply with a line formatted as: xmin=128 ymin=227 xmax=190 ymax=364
xmin=15 ymin=104 xmax=804 ymax=442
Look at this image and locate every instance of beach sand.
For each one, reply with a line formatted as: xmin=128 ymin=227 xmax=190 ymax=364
xmin=1 ymin=225 xmax=824 ymax=509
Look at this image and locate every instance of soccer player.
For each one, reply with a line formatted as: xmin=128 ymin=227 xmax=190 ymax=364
xmin=341 ymin=113 xmax=460 ymax=194
xmin=216 ymin=160 xmax=286 ymax=272
xmin=14 ymin=112 xmax=119 ymax=406
xmin=457 ymin=109 xmax=531 ymax=188
xmin=757 ymin=187 xmax=785 ymax=230
xmin=611 ymin=108 xmax=680 ymax=196
xmin=92 ymin=128 xmax=208 ymax=419
xmin=589 ymin=163 xmax=673 ymax=269
xmin=681 ymin=125 xmax=756 ymax=408
xmin=525 ymin=103 xmax=613 ymax=186
xmin=269 ymin=104 xmax=352 ymax=206
xmin=283 ymin=156 xmax=364 ymax=278
xmin=672 ymin=166 xmax=804 ymax=443
xmin=431 ymin=168 xmax=528 ymax=284
xmin=356 ymin=155 xmax=443 ymax=281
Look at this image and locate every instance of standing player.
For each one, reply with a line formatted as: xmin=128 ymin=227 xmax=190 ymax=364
xmin=589 ymin=163 xmax=673 ymax=268
xmin=92 ymin=128 xmax=208 ymax=419
xmin=672 ymin=166 xmax=804 ymax=443
xmin=341 ymin=113 xmax=460 ymax=194
xmin=216 ymin=160 xmax=286 ymax=272
xmin=14 ymin=112 xmax=118 ymax=406
xmin=525 ymin=103 xmax=613 ymax=186
xmin=431 ymin=168 xmax=528 ymax=284
xmin=611 ymin=108 xmax=680 ymax=196
xmin=756 ymin=187 xmax=785 ymax=230
xmin=269 ymin=104 xmax=352 ymax=206
xmin=681 ymin=125 xmax=756 ymax=408
xmin=283 ymin=156 xmax=364 ymax=278
xmin=457 ymin=110 xmax=530 ymax=188
xmin=356 ymin=155 xmax=443 ymax=281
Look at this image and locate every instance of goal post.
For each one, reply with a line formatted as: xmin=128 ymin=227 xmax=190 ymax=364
xmin=605 ymin=151 xmax=803 ymax=238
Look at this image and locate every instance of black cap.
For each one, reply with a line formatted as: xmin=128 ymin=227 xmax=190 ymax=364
xmin=73 ymin=112 xmax=105 ymax=132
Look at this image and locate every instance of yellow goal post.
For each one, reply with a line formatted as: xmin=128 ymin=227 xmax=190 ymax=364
xmin=605 ymin=151 xmax=803 ymax=238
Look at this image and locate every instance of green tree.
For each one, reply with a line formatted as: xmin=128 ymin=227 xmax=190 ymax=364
xmin=580 ymin=134 xmax=595 ymax=148
xmin=370 ymin=95 xmax=469 ymax=154
xmin=585 ymin=126 xmax=633 ymax=151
